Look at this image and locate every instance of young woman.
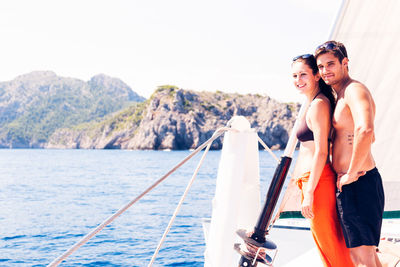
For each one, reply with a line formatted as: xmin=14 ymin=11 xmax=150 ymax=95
xmin=292 ymin=54 xmax=353 ymax=267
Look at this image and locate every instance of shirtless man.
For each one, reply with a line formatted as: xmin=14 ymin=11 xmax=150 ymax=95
xmin=314 ymin=41 xmax=385 ymax=267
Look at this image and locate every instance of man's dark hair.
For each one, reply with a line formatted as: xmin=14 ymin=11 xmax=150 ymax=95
xmin=315 ymin=40 xmax=348 ymax=63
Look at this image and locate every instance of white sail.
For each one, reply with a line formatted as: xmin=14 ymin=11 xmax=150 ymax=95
xmin=204 ymin=116 xmax=261 ymax=267
xmin=279 ymin=0 xmax=400 ymax=217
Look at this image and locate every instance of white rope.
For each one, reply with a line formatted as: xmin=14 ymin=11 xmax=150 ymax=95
xmin=257 ymin=135 xmax=295 ymax=231
xmin=47 ymin=127 xmax=228 ymax=267
xmin=146 ymin=130 xmax=289 ymax=265
xmin=47 ymin=123 xmax=286 ymax=266
xmin=147 ymin=128 xmax=229 ymax=266
xmin=252 ymin=247 xmax=263 ymax=266
xmin=257 ymin=135 xmax=292 ymax=178
xmin=257 ymin=136 xmax=280 ymax=163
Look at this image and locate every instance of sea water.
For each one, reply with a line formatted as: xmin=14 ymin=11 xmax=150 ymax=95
xmin=0 ymin=149 xmax=295 ymax=266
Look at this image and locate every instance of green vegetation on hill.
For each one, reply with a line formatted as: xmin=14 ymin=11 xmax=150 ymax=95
xmin=0 ymin=71 xmax=144 ymax=148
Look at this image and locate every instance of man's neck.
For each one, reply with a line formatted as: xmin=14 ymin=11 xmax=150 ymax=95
xmin=332 ymin=75 xmax=352 ymax=94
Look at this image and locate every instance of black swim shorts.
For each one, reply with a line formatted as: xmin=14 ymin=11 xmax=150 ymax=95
xmin=336 ymin=167 xmax=385 ymax=248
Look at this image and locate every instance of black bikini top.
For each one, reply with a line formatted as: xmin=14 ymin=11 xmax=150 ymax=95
xmin=296 ymin=116 xmax=314 ymax=142
xmin=296 ymin=92 xmax=322 ymax=142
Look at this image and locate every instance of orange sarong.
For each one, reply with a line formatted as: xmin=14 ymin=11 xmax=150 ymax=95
xmin=296 ymin=163 xmax=354 ymax=267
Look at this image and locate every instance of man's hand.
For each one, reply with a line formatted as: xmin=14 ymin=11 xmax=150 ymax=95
xmin=337 ymin=171 xmax=366 ymax=192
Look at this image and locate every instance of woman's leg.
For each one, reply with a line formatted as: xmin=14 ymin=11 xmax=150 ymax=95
xmin=304 ymin=166 xmax=353 ymax=266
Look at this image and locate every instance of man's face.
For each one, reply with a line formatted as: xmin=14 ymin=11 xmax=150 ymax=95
xmin=316 ymin=53 xmax=347 ymax=86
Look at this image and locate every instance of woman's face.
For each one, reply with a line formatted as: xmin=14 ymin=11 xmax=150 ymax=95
xmin=291 ymin=61 xmax=319 ymax=95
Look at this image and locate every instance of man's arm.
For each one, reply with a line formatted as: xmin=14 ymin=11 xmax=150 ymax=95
xmin=338 ymin=82 xmax=375 ymax=190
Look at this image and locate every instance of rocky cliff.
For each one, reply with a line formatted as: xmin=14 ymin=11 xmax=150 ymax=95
xmin=47 ymin=86 xmax=300 ymax=150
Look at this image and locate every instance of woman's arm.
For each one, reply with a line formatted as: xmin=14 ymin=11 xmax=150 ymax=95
xmin=301 ymin=98 xmax=331 ymax=219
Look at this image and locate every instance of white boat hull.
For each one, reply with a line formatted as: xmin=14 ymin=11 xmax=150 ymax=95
xmin=203 ymin=218 xmax=400 ymax=266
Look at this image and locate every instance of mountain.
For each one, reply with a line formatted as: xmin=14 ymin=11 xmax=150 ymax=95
xmin=47 ymin=86 xmax=299 ymax=150
xmin=0 ymin=71 xmax=145 ymax=148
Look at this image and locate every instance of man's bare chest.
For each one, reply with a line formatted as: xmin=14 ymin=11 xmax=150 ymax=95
xmin=333 ymin=100 xmax=354 ymax=130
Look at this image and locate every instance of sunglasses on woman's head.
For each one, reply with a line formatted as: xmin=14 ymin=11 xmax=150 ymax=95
xmin=292 ymin=54 xmax=314 ymax=62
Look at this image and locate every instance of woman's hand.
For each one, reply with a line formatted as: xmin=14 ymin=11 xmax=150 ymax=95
xmin=301 ymin=192 xmax=314 ymax=219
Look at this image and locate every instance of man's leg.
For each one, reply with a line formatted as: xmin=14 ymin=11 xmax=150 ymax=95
xmin=349 ymin=245 xmax=382 ymax=267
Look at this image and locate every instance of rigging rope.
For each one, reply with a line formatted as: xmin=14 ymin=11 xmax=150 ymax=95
xmin=47 ymin=122 xmax=286 ymax=266
xmin=47 ymin=127 xmax=229 ymax=267
xmin=257 ymin=135 xmax=294 ymax=229
xmin=148 ymin=130 xmax=284 ymax=265
xmin=147 ymin=127 xmax=231 ymax=266
xmin=257 ymin=136 xmax=280 ymax=163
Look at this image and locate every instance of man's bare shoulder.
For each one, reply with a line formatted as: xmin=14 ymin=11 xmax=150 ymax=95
xmin=343 ymin=79 xmax=376 ymax=118
xmin=344 ymin=80 xmax=372 ymax=100
xmin=346 ymin=80 xmax=369 ymax=92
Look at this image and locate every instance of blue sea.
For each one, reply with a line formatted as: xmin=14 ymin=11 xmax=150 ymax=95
xmin=0 ymin=149 xmax=296 ymax=266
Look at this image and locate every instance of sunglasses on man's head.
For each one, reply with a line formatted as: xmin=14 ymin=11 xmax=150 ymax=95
xmin=316 ymin=42 xmax=346 ymax=58
xmin=292 ymin=54 xmax=314 ymax=62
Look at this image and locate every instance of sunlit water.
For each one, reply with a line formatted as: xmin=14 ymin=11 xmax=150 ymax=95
xmin=0 ymin=149 xmax=296 ymax=266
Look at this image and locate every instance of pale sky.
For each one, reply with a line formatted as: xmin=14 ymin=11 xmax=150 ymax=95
xmin=0 ymin=0 xmax=342 ymax=102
